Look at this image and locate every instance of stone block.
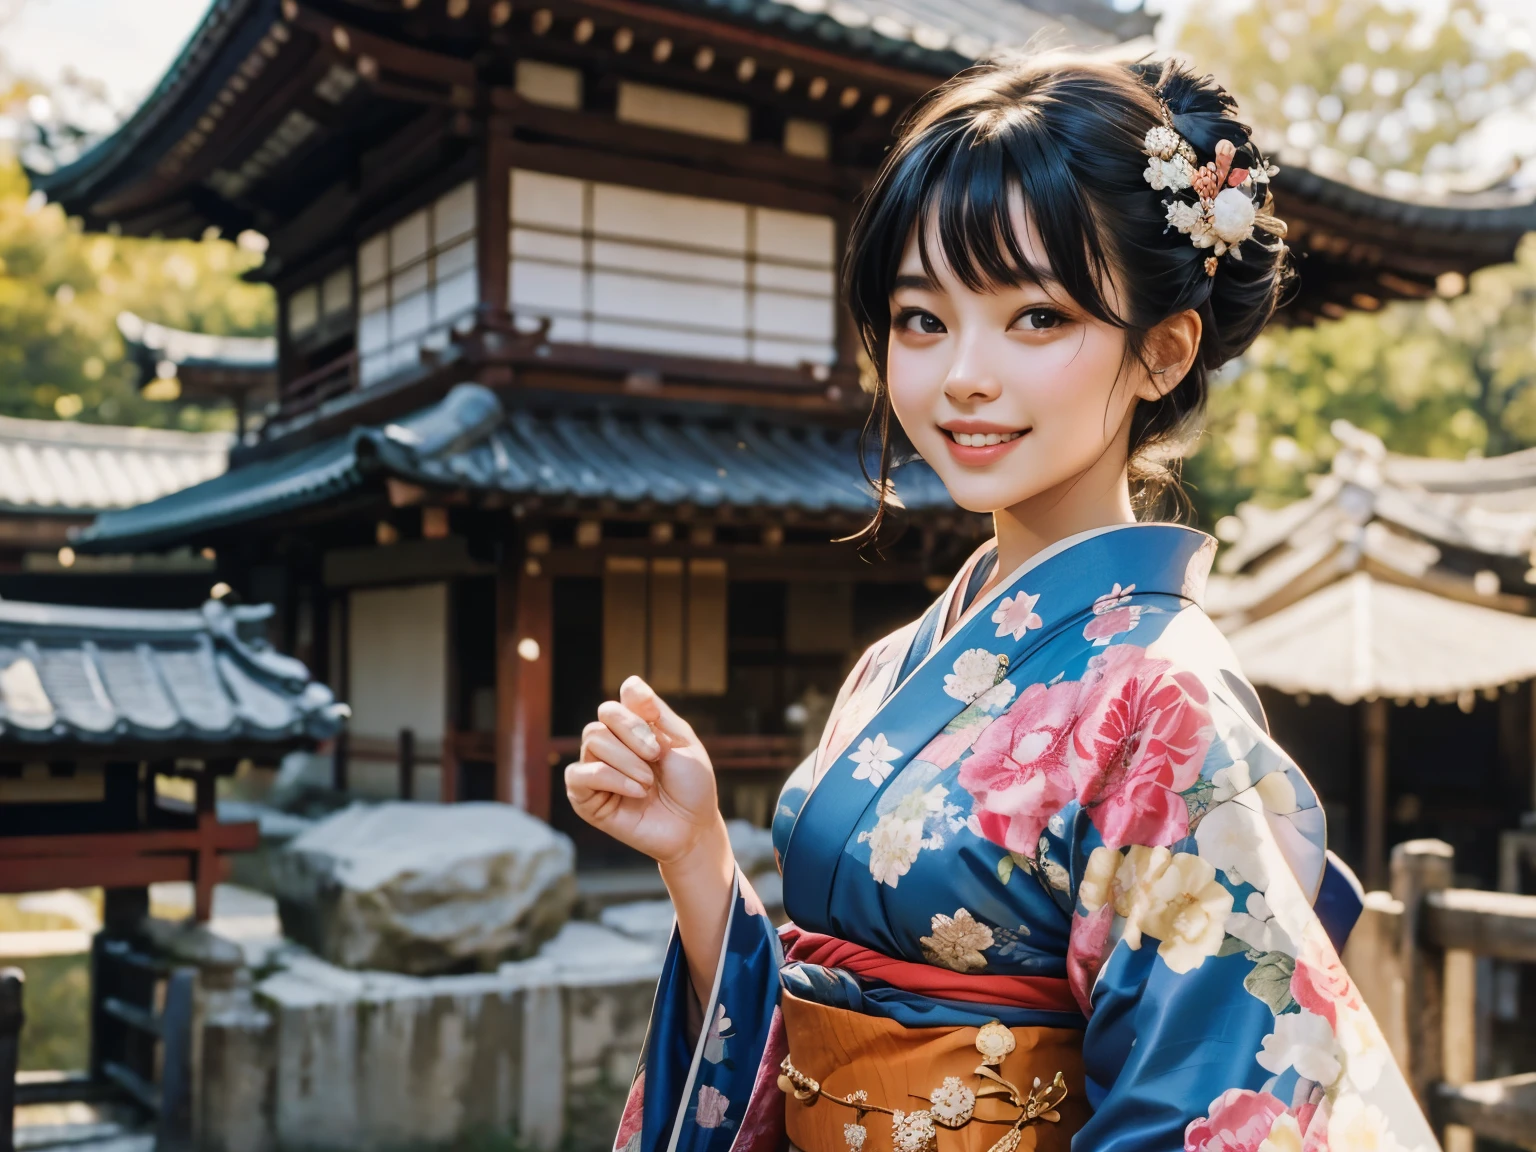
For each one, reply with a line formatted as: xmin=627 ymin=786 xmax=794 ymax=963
xmin=271 ymin=802 xmax=576 ymax=974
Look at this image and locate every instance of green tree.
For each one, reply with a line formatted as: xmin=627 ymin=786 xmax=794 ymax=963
xmin=1185 ymin=236 xmax=1536 ymax=524
xmin=1174 ymin=0 xmax=1536 ymax=527
xmin=1179 ymin=0 xmax=1536 ymax=183
xmin=0 ymin=149 xmax=272 ymax=429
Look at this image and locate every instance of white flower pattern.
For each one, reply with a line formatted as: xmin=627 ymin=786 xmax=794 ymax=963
xmin=943 ymin=648 xmax=1005 ymax=704
xmin=848 ymin=733 xmax=902 ymax=786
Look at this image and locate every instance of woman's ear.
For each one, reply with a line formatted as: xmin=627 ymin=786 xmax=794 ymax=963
xmin=1135 ymin=309 xmax=1203 ymax=401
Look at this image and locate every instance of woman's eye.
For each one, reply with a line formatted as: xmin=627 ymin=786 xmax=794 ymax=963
xmin=1014 ymin=307 xmax=1064 ymax=331
xmin=896 ymin=309 xmax=946 ymax=335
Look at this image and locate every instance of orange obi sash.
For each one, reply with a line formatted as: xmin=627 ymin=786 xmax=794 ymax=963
xmin=778 ymin=991 xmax=1089 ymax=1152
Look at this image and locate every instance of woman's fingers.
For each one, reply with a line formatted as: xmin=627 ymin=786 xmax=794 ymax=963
xmin=580 ymin=727 xmax=655 ymax=788
xmin=620 ymin=676 xmax=694 ymax=744
xmin=565 ymin=759 xmax=647 ymax=803
xmin=595 ymin=700 xmax=662 ymax=761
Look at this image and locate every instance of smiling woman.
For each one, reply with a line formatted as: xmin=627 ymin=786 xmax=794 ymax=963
xmin=843 ymin=54 xmax=1289 ymax=560
xmin=567 ymin=51 xmax=1437 ymax=1152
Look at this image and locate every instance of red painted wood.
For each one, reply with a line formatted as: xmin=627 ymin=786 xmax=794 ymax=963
xmin=496 ymin=553 xmax=553 ymax=817
xmin=0 ymin=855 xmax=194 ymax=893
xmin=0 ymin=825 xmax=259 ymax=859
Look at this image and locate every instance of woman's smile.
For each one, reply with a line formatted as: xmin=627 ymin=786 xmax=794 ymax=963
xmin=940 ymin=420 xmax=1030 ymax=465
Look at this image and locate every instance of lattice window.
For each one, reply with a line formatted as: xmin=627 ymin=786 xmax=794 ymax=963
xmin=357 ymin=182 xmax=478 ymax=387
xmin=509 ymin=168 xmax=837 ymax=369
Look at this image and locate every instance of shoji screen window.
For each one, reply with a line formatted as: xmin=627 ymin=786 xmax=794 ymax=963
xmin=508 ymin=169 xmax=837 ymax=368
xmin=357 ymin=181 xmax=478 ymax=387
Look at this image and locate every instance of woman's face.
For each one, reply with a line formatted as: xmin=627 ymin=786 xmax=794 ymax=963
xmin=885 ymin=202 xmax=1154 ymax=519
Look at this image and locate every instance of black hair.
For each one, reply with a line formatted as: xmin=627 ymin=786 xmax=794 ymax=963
xmin=843 ymin=52 xmax=1291 ymax=542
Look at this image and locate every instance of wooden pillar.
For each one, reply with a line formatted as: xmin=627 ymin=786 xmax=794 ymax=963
xmin=1441 ymin=948 xmax=1477 ymax=1152
xmin=1529 ymin=679 xmax=1536 ymax=813
xmin=193 ymin=769 xmax=220 ymax=923
xmin=1392 ymin=838 xmax=1453 ymax=1115
xmin=0 ymin=968 xmax=21 ymax=1152
xmin=497 ymin=550 xmax=552 ymax=817
xmin=1363 ymin=697 xmax=1390 ymax=891
xmin=398 ymin=728 xmax=416 ymax=801
xmin=476 ymin=130 xmax=512 ymax=327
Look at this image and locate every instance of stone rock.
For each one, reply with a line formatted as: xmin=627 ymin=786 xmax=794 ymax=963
xmin=726 ymin=818 xmax=777 ymax=876
xmin=271 ymin=801 xmax=576 ymax=974
xmin=599 ymin=899 xmax=676 ymax=945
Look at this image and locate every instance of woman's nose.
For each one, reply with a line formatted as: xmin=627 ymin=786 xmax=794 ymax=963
xmin=943 ymin=337 xmax=1004 ymax=404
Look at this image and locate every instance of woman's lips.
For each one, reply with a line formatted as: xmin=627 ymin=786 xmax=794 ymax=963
xmin=941 ymin=427 xmax=1028 ymax=466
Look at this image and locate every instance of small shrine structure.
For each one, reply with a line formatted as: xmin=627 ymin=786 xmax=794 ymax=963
xmin=0 ymin=596 xmax=344 ymax=1139
xmin=1212 ymin=422 xmax=1536 ymax=889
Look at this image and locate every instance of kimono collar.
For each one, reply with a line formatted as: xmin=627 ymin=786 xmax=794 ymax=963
xmin=917 ymin=522 xmax=1214 ymax=682
xmin=783 ymin=522 xmax=1217 ymax=931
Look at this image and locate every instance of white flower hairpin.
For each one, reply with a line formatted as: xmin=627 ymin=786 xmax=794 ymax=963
xmin=1143 ymin=101 xmax=1285 ymax=277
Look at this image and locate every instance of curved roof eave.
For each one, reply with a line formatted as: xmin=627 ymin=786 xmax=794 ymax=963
xmin=27 ymin=0 xmax=270 ymax=212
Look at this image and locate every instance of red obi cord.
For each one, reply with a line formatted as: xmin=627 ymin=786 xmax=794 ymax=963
xmin=781 ymin=926 xmax=1081 ymax=1016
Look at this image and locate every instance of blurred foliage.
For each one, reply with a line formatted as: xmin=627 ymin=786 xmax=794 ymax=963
xmin=11 ymin=953 xmax=90 ymax=1072
xmin=1180 ymin=0 xmax=1536 ymax=182
xmin=1176 ymin=0 xmax=1536 ymax=528
xmin=1186 ymin=237 xmax=1536 ymax=521
xmin=0 ymin=84 xmax=271 ymax=429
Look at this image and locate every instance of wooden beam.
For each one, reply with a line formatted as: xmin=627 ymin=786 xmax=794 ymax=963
xmin=497 ymin=548 xmax=553 ymax=816
xmin=0 ymin=855 xmax=198 ymax=893
xmin=1393 ymin=838 xmax=1454 ymax=1114
xmin=286 ymin=5 xmax=475 ymax=88
xmin=1433 ymin=1074 xmax=1536 ymax=1151
xmin=563 ymin=0 xmax=937 ymax=93
xmin=1363 ymin=697 xmax=1389 ymax=891
xmin=477 ymin=134 xmax=512 ymax=324
xmin=0 ymin=825 xmax=259 ymax=859
xmin=1424 ymin=888 xmax=1536 ymax=962
xmin=490 ymin=89 xmax=858 ymax=196
xmin=506 ymin=137 xmax=845 ymax=216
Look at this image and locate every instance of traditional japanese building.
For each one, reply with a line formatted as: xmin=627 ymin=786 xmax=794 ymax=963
xmin=29 ymin=0 xmax=1536 ymax=857
xmin=0 ymin=413 xmax=229 ymax=605
xmin=1211 ymin=422 xmax=1536 ymax=889
xmin=0 ymin=595 xmax=344 ymax=1136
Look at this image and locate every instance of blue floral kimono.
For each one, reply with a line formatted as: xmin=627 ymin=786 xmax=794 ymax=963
xmin=613 ymin=524 xmax=1438 ymax=1152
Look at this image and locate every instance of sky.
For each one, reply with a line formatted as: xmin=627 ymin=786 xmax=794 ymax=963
xmin=0 ymin=0 xmax=209 ymax=127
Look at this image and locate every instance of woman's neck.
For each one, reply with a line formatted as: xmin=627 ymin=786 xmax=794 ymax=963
xmin=990 ymin=445 xmax=1138 ymax=584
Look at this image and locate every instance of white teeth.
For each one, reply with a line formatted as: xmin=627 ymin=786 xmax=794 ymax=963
xmin=951 ymin=430 xmax=1023 ymax=447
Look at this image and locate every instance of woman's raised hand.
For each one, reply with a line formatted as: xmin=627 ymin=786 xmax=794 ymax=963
xmin=565 ymin=675 xmax=721 ymax=865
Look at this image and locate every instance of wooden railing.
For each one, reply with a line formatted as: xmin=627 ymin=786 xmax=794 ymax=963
xmin=275 ymin=349 xmax=357 ymax=423
xmin=0 ymin=941 xmax=196 ymax=1151
xmin=1343 ymin=838 xmax=1536 ymax=1151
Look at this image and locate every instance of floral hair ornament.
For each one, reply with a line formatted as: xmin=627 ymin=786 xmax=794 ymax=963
xmin=1142 ymin=100 xmax=1285 ymax=276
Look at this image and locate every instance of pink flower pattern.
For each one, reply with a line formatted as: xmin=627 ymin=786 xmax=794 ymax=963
xmin=695 ymin=1084 xmax=730 ymax=1129
xmin=1184 ymin=1089 xmax=1289 ymax=1152
xmin=1070 ymin=646 xmax=1213 ymax=849
xmin=1066 ymin=904 xmax=1113 ymax=1015
xmin=1291 ymin=928 xmax=1362 ymax=1028
xmin=957 ymin=679 xmax=1082 ymax=855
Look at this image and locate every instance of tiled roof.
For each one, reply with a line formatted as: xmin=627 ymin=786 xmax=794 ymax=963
xmin=0 ymin=415 xmax=231 ymax=516
xmin=654 ymin=0 xmax=1153 ymax=73
xmin=29 ymin=0 xmax=1148 ymax=213
xmin=117 ymin=311 xmax=276 ymax=374
xmin=78 ymin=384 xmax=954 ymax=552
xmin=0 ymin=599 xmax=346 ymax=747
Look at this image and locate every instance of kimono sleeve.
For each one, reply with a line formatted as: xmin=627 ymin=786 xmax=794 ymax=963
xmin=614 ymin=871 xmax=785 ymax=1152
xmin=1038 ymin=647 xmax=1439 ymax=1152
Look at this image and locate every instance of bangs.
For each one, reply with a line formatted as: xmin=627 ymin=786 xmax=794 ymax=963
xmin=890 ymin=105 xmax=1125 ymax=328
